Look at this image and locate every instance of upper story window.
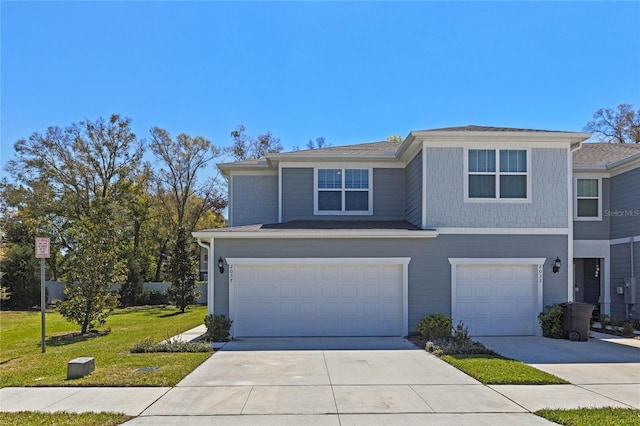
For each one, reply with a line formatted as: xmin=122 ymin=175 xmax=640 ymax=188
xmin=575 ymin=178 xmax=601 ymax=220
xmin=466 ymin=149 xmax=529 ymax=202
xmin=315 ymin=168 xmax=372 ymax=215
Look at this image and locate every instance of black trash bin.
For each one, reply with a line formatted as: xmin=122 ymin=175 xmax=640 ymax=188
xmin=560 ymin=302 xmax=595 ymax=341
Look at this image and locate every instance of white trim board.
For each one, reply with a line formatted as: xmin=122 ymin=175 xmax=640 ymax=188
xmin=610 ymin=235 xmax=640 ymax=246
xmin=193 ymin=230 xmax=439 ymax=239
xmin=437 ymin=228 xmax=569 ymax=235
xmin=226 ymin=257 xmax=411 ymax=266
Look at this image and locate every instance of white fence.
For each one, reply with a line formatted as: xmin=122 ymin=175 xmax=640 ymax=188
xmin=45 ymin=281 xmax=207 ymax=304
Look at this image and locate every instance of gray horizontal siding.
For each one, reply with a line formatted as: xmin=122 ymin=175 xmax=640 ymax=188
xmin=573 ymin=178 xmax=610 ymax=240
xmin=610 ymin=168 xmax=640 ymax=240
xmin=231 ymin=175 xmax=279 ymax=226
xmin=281 ymin=167 xmax=405 ymax=222
xmin=425 ymin=147 xmax=568 ymax=228
xmin=405 ymin=150 xmax=422 ymax=228
xmin=212 ymin=234 xmax=568 ymax=332
xmin=281 ymin=168 xmax=314 ymax=221
xmin=609 ymin=241 xmax=640 ymax=321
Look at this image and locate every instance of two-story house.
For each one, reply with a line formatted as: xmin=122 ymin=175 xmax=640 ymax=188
xmin=572 ymin=143 xmax=640 ymax=323
xmin=193 ymin=126 xmax=640 ymax=338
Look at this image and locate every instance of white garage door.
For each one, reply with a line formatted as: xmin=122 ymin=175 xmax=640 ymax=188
xmin=455 ymin=264 xmax=538 ymax=336
xmin=229 ymin=260 xmax=406 ymax=337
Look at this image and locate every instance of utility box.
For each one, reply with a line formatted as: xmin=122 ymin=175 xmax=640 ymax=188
xmin=560 ymin=302 xmax=595 ymax=341
xmin=624 ymin=277 xmax=637 ymax=304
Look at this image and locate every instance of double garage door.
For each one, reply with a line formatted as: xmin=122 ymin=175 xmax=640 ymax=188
xmin=454 ymin=264 xmax=540 ymax=336
xmin=228 ymin=259 xmax=406 ymax=337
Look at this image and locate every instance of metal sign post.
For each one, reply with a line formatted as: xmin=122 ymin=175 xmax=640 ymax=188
xmin=35 ymin=238 xmax=50 ymax=353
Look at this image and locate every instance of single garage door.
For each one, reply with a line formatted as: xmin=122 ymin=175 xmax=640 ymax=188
xmin=454 ymin=264 xmax=538 ymax=336
xmin=228 ymin=259 xmax=406 ymax=337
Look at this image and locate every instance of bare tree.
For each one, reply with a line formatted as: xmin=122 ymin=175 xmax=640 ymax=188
xmin=229 ymin=124 xmax=283 ymax=160
xmin=584 ymin=103 xmax=640 ymax=144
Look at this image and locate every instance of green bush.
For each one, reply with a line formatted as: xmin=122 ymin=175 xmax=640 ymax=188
xmin=417 ymin=313 xmax=453 ymax=340
xmin=425 ymin=338 xmax=494 ymax=357
xmin=538 ymin=304 xmax=564 ymax=338
xmin=148 ymin=290 xmax=169 ymax=305
xmin=452 ymin=321 xmax=470 ymax=342
xmin=621 ymin=320 xmax=636 ymax=337
xmin=131 ymin=337 xmax=211 ymax=353
xmin=204 ymin=314 xmax=232 ymax=341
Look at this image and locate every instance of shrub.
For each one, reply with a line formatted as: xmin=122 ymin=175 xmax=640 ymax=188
xmin=204 ymin=314 xmax=232 ymax=341
xmin=0 ymin=244 xmax=40 ymax=308
xmin=453 ymin=321 xmax=470 ymax=342
xmin=538 ymin=304 xmax=564 ymax=338
xmin=425 ymin=338 xmax=495 ymax=356
xmin=417 ymin=313 xmax=452 ymax=340
xmin=609 ymin=315 xmax=624 ymax=328
xmin=621 ymin=320 xmax=636 ymax=337
xmin=131 ymin=337 xmax=211 ymax=353
xmin=598 ymin=313 xmax=610 ymax=327
xmin=148 ymin=290 xmax=169 ymax=305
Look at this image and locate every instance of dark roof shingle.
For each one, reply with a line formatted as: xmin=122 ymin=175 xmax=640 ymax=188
xmin=209 ymin=220 xmax=425 ymax=232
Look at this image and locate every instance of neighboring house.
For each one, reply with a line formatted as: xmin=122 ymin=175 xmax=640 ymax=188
xmin=572 ymin=143 xmax=640 ymax=322
xmin=193 ymin=126 xmax=640 ymax=338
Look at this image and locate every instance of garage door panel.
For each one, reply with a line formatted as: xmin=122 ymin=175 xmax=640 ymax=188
xmin=341 ymin=284 xmax=359 ymax=298
xmin=233 ymin=263 xmax=403 ymax=337
xmin=456 ymin=264 xmax=537 ymax=336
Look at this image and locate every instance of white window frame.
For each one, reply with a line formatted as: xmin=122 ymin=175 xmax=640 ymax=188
xmin=314 ymin=167 xmax=373 ymax=215
xmin=464 ymin=148 xmax=531 ymax=203
xmin=574 ymin=177 xmax=602 ymax=221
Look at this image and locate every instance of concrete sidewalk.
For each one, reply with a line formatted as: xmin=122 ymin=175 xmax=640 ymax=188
xmin=476 ymin=334 xmax=640 ymax=414
xmin=1 ymin=332 xmax=638 ymax=425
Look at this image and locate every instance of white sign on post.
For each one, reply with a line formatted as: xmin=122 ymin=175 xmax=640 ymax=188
xmin=35 ymin=238 xmax=50 ymax=259
xmin=35 ymin=237 xmax=50 ymax=353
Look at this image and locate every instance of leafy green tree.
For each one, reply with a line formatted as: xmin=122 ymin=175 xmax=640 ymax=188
xmin=166 ymin=227 xmax=199 ymax=312
xmin=5 ymin=114 xmax=143 ymax=330
xmin=0 ymin=244 xmax=40 ymax=308
xmin=584 ymin=103 xmax=640 ymax=144
xmin=386 ymin=134 xmax=404 ymax=142
xmin=150 ymin=128 xmax=225 ymax=310
xmin=58 ymin=205 xmax=126 ymax=333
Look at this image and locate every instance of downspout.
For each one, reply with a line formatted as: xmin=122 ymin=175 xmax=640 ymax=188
xmin=197 ymin=237 xmax=215 ymax=316
xmin=567 ymin=141 xmax=582 ymax=302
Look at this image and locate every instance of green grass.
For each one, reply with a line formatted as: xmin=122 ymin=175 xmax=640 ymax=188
xmin=535 ymin=407 xmax=640 ymax=426
xmin=442 ymin=354 xmax=569 ymax=385
xmin=0 ymin=305 xmax=210 ymax=387
xmin=0 ymin=411 xmax=130 ymax=426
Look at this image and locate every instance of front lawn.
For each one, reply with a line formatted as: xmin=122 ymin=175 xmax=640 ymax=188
xmin=535 ymin=407 xmax=640 ymax=426
xmin=442 ymin=354 xmax=568 ymax=385
xmin=0 ymin=411 xmax=130 ymax=426
xmin=0 ymin=305 xmax=210 ymax=387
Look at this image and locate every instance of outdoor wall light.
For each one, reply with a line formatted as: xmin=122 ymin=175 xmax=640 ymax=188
xmin=218 ymin=256 xmax=225 ymax=274
xmin=552 ymin=257 xmax=561 ymax=274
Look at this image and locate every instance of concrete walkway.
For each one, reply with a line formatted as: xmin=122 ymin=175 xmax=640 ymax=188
xmin=1 ymin=329 xmax=639 ymax=425
xmin=476 ymin=334 xmax=640 ymax=413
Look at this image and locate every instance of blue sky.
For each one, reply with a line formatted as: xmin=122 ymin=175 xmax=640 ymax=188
xmin=2 ymin=1 xmax=639 ymax=179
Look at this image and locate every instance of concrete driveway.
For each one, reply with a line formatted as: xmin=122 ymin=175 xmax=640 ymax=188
xmin=127 ymin=337 xmax=553 ymax=425
xmin=475 ymin=333 xmax=640 ymax=412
